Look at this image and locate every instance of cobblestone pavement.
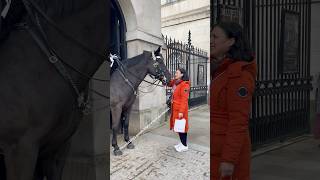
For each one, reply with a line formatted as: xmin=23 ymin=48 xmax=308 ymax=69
xmin=110 ymin=105 xmax=210 ymax=180
xmin=110 ymin=134 xmax=210 ymax=180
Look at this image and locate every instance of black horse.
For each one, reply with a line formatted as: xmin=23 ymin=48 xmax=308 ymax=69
xmin=0 ymin=0 xmax=109 ymax=179
xmin=110 ymin=47 xmax=171 ymax=156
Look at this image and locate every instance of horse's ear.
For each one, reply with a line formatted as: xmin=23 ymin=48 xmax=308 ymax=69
xmin=154 ymin=46 xmax=161 ymax=55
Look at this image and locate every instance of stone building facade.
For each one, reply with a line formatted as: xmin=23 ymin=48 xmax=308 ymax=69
xmin=161 ymin=0 xmax=210 ymax=53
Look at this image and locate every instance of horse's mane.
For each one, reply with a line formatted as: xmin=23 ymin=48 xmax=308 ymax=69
xmin=122 ymin=51 xmax=152 ymax=68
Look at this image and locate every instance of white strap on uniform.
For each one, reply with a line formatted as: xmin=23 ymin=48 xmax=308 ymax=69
xmin=109 ymin=53 xmax=116 ymax=67
xmin=1 ymin=0 xmax=12 ymax=18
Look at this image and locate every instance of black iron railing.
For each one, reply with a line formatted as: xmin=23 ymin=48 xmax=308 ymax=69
xmin=211 ymin=0 xmax=313 ymax=149
xmin=164 ymin=31 xmax=209 ymax=107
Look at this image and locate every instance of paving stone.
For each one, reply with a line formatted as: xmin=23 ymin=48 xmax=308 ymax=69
xmin=110 ymin=134 xmax=210 ymax=180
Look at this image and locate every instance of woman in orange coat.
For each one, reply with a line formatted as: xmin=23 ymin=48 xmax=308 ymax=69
xmin=167 ymin=68 xmax=190 ymax=152
xmin=210 ymin=22 xmax=257 ymax=180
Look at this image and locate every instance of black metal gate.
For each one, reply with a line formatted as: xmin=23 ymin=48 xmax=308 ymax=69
xmin=164 ymin=31 xmax=209 ymax=107
xmin=211 ymin=0 xmax=313 ymax=149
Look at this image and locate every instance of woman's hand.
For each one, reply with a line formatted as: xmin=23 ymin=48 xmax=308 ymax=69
xmin=219 ymin=162 xmax=235 ymax=178
xmin=178 ymin=113 xmax=183 ymax=119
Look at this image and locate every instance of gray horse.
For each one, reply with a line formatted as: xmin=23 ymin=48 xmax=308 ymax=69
xmin=0 ymin=0 xmax=109 ymax=179
xmin=110 ymin=47 xmax=171 ymax=156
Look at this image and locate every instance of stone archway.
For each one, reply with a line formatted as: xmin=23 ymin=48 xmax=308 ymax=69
xmin=117 ymin=0 xmax=137 ymax=33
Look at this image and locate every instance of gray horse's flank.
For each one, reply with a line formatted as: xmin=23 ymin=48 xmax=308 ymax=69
xmin=110 ymin=47 xmax=171 ymax=156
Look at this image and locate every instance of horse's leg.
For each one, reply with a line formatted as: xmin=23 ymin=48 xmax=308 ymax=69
xmin=117 ymin=112 xmax=123 ymax=134
xmin=111 ymin=106 xmax=123 ymax=156
xmin=124 ymin=108 xmax=134 ymax=149
xmin=120 ymin=112 xmax=124 ymax=134
xmin=123 ymin=98 xmax=135 ymax=149
xmin=45 ymin=141 xmax=71 ymax=180
xmin=4 ymin=141 xmax=39 ymax=180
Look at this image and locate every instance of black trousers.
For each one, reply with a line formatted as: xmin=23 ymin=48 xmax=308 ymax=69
xmin=178 ymin=133 xmax=187 ymax=146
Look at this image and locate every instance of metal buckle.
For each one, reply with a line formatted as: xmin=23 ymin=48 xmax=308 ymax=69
xmin=82 ymin=103 xmax=91 ymax=115
xmin=77 ymin=95 xmax=84 ymax=108
xmin=153 ymin=62 xmax=159 ymax=67
xmin=49 ymin=55 xmax=58 ymax=63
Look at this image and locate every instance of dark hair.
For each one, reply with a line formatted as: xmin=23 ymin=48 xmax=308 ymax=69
xmin=213 ymin=22 xmax=254 ymax=62
xmin=177 ymin=68 xmax=189 ymax=81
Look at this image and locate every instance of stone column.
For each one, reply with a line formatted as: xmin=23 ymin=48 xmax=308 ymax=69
xmin=126 ymin=41 xmax=168 ymax=135
xmin=62 ymin=64 xmax=109 ymax=180
xmin=117 ymin=0 xmax=168 ymax=135
xmin=62 ymin=0 xmax=110 ymax=177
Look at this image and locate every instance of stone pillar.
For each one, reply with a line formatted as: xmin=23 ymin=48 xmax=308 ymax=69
xmin=62 ymin=64 xmax=109 ymax=180
xmin=121 ymin=0 xmax=167 ymax=135
xmin=62 ymin=0 xmax=110 ymax=177
xmin=127 ymin=41 xmax=168 ymax=135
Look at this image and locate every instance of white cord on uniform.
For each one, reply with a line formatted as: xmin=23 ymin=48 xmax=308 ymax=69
xmin=109 ymin=53 xmax=117 ymax=67
xmin=1 ymin=0 xmax=12 ymax=18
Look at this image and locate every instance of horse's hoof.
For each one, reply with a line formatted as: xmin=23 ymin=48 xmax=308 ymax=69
xmin=127 ymin=143 xmax=135 ymax=149
xmin=114 ymin=149 xmax=123 ymax=156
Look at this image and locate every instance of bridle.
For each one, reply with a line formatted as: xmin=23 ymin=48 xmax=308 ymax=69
xmin=151 ymin=52 xmax=167 ymax=81
xmin=18 ymin=0 xmax=111 ymax=114
xmin=110 ymin=53 xmax=168 ymax=96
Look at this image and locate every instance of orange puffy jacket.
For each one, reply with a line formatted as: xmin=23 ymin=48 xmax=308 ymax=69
xmin=210 ymin=58 xmax=257 ymax=180
xmin=168 ymin=80 xmax=190 ymax=132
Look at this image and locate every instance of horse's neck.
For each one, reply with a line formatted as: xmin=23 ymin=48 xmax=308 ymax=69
xmin=125 ymin=62 xmax=148 ymax=89
xmin=45 ymin=0 xmax=108 ymax=90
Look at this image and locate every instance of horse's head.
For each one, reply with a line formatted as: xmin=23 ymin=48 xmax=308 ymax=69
xmin=146 ymin=46 xmax=171 ymax=83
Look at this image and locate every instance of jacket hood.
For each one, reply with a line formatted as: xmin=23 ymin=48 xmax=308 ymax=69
xmin=243 ymin=59 xmax=257 ymax=79
xmin=182 ymin=80 xmax=190 ymax=85
xmin=227 ymin=59 xmax=257 ymax=79
xmin=173 ymin=79 xmax=190 ymax=86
